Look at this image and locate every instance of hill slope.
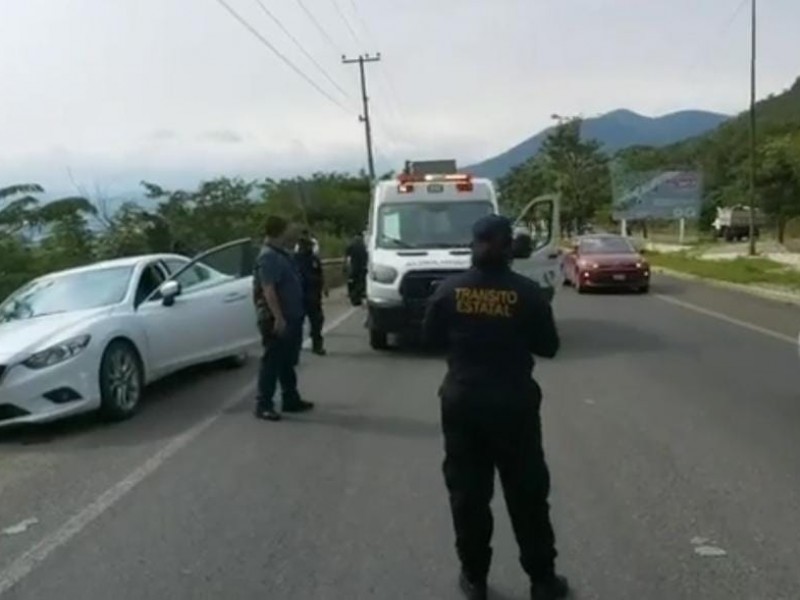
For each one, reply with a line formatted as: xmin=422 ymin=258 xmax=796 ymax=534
xmin=466 ymin=109 xmax=729 ymax=180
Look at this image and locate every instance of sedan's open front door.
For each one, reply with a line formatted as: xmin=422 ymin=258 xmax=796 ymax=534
xmin=174 ymin=238 xmax=260 ymax=356
xmin=512 ymin=194 xmax=563 ymax=301
xmin=138 ymin=239 xmax=259 ymax=377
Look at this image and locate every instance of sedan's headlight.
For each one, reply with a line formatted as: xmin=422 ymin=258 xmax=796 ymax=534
xmin=577 ymin=260 xmax=599 ymax=269
xmin=23 ymin=335 xmax=91 ymax=370
xmin=370 ymin=264 xmax=398 ymax=284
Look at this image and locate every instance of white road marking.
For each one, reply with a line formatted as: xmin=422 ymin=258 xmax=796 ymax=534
xmin=694 ymin=545 xmax=727 ymax=557
xmin=0 ymin=306 xmax=359 ymax=597
xmin=301 ymin=307 xmax=359 ymax=349
xmin=654 ymin=294 xmax=796 ymax=345
xmin=690 ymin=536 xmax=727 ymax=557
xmin=1 ymin=518 xmax=39 ymax=537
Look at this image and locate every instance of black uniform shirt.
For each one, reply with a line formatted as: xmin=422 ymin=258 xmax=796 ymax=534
xmin=423 ymin=266 xmax=559 ymax=390
xmin=345 ymin=238 xmax=368 ymax=273
xmin=294 ymin=250 xmax=324 ymax=300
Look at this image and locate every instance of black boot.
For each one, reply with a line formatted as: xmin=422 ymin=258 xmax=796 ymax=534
xmin=254 ymin=407 xmax=281 ymax=421
xmin=283 ymin=398 xmax=315 ymax=413
xmin=458 ymin=572 xmax=487 ymax=600
xmin=312 ymin=339 xmax=326 ymax=356
xmin=530 ymin=575 xmax=570 ymax=600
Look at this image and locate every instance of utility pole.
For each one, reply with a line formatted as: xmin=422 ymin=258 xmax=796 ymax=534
xmin=343 ymin=53 xmax=381 ymax=182
xmin=748 ymin=0 xmax=758 ymax=256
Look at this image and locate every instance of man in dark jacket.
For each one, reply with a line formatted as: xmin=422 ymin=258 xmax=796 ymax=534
xmin=422 ymin=215 xmax=568 ymax=600
xmin=344 ymin=232 xmax=368 ymax=305
xmin=295 ymin=232 xmax=327 ymax=355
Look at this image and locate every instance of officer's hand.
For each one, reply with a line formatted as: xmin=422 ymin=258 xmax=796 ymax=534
xmin=273 ymin=316 xmax=287 ymax=337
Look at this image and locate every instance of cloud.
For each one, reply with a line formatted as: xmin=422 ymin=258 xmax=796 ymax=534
xmin=1 ymin=0 xmax=798 ymax=188
xmin=148 ymin=129 xmax=179 ymax=142
xmin=199 ymin=130 xmax=246 ymax=144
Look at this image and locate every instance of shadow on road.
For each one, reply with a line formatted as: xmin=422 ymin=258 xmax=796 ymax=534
xmin=557 ymin=318 xmax=667 ymax=360
xmin=285 ymin=408 xmax=441 ymax=440
xmin=0 ymin=358 xmax=252 ymax=448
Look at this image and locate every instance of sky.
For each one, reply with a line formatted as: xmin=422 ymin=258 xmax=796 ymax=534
xmin=1 ymin=0 xmax=798 ymax=197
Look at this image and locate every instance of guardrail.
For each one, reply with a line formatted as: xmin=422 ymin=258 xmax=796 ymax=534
xmin=321 ymin=258 xmax=347 ymax=289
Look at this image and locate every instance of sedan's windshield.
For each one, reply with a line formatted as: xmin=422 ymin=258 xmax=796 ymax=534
xmin=377 ymin=200 xmax=494 ymax=249
xmin=0 ymin=266 xmax=134 ymax=323
xmin=579 ymin=237 xmax=636 ymax=255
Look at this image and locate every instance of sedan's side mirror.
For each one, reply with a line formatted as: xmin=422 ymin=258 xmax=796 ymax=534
xmin=159 ymin=280 xmax=181 ymax=307
xmin=511 ymin=229 xmax=533 ymax=260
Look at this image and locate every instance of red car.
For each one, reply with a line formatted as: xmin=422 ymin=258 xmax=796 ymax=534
xmin=563 ymin=234 xmax=650 ymax=293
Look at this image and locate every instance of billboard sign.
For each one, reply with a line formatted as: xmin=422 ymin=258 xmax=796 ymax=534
xmin=611 ymin=164 xmax=703 ymax=220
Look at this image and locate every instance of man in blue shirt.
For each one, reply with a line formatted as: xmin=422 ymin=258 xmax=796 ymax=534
xmin=253 ymin=215 xmax=314 ymax=421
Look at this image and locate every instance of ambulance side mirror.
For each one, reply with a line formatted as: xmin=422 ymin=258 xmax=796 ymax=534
xmin=512 ymin=229 xmax=533 ymax=260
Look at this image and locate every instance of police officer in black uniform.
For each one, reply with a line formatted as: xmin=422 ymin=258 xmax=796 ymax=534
xmin=423 ymin=215 xmax=569 ymax=600
xmin=344 ymin=232 xmax=368 ymax=306
xmin=295 ymin=232 xmax=327 ymax=355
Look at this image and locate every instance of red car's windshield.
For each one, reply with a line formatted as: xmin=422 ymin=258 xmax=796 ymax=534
xmin=579 ymin=237 xmax=636 ymax=255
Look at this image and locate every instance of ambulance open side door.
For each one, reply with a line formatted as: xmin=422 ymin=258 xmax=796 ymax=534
xmin=513 ymin=194 xmax=563 ymax=301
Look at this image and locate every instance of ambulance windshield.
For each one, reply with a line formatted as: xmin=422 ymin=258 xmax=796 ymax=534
xmin=377 ymin=200 xmax=494 ymax=249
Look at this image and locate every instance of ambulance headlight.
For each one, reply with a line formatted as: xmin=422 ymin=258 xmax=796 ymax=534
xmin=370 ymin=264 xmax=398 ymax=284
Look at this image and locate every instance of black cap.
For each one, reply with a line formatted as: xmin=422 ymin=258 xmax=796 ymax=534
xmin=472 ymin=214 xmax=513 ymax=245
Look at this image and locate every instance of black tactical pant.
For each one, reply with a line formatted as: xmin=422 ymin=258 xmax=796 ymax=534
xmin=347 ymin=268 xmax=366 ymax=305
xmin=440 ymin=379 xmax=557 ymax=583
xmin=304 ymin=295 xmax=325 ymax=347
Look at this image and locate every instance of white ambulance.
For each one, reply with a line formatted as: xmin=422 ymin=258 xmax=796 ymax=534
xmin=364 ymin=172 xmax=561 ymax=350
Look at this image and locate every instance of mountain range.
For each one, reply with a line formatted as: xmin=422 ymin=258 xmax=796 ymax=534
xmin=465 ymin=109 xmax=730 ymax=180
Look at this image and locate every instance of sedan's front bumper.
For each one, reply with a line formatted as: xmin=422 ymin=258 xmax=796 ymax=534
xmin=578 ymin=268 xmax=650 ymax=289
xmin=0 ymin=353 xmax=102 ymax=429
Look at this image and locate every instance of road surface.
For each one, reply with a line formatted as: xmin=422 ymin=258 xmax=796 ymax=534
xmin=1 ymin=268 xmax=799 ymax=600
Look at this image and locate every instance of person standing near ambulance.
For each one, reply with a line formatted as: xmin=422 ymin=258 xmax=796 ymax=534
xmin=295 ymin=231 xmax=327 ymax=355
xmin=423 ymin=215 xmax=569 ymax=600
xmin=253 ymin=216 xmax=314 ymax=421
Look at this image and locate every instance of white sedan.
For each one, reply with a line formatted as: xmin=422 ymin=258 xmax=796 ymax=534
xmin=0 ymin=240 xmax=259 ymax=428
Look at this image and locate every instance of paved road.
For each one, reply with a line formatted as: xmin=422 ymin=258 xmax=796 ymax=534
xmin=1 ymin=269 xmax=799 ymax=599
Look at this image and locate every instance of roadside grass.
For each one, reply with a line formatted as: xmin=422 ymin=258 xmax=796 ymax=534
xmin=647 ymin=251 xmax=800 ymax=290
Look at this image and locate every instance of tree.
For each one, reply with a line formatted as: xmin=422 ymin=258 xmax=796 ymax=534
xmin=0 ymin=171 xmax=373 ymax=303
xmin=34 ymin=196 xmax=98 ymax=272
xmin=755 ymin=132 xmax=800 ymax=243
xmin=498 ymin=118 xmax=611 ymax=233
xmin=0 ymin=184 xmax=43 ymax=233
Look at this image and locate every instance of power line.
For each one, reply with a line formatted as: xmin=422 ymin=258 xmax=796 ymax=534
xmin=292 ymin=0 xmax=342 ymax=54
xmin=328 ymin=0 xmax=360 ymax=47
xmin=251 ymin=0 xmax=354 ymax=104
xmin=687 ymin=0 xmax=750 ymax=80
xmin=336 ymin=1 xmax=406 ymax=126
xmin=213 ymin=0 xmax=349 ymax=113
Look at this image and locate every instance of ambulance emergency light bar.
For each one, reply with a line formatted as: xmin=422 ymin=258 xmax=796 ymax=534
xmin=397 ymin=172 xmax=473 ymax=193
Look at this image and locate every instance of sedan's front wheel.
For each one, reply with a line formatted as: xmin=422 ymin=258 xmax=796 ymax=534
xmin=99 ymin=340 xmax=144 ymax=422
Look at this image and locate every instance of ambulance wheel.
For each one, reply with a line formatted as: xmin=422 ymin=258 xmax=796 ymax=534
xmin=369 ymin=329 xmax=389 ymax=350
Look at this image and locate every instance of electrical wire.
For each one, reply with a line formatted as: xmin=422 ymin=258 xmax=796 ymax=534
xmin=252 ymin=0 xmax=354 ymax=104
xmin=213 ymin=0 xmax=349 ymax=113
xmin=337 ymin=1 xmax=406 ymax=127
xmin=291 ymin=0 xmax=342 ymax=54
xmin=328 ymin=0 xmax=361 ymax=47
